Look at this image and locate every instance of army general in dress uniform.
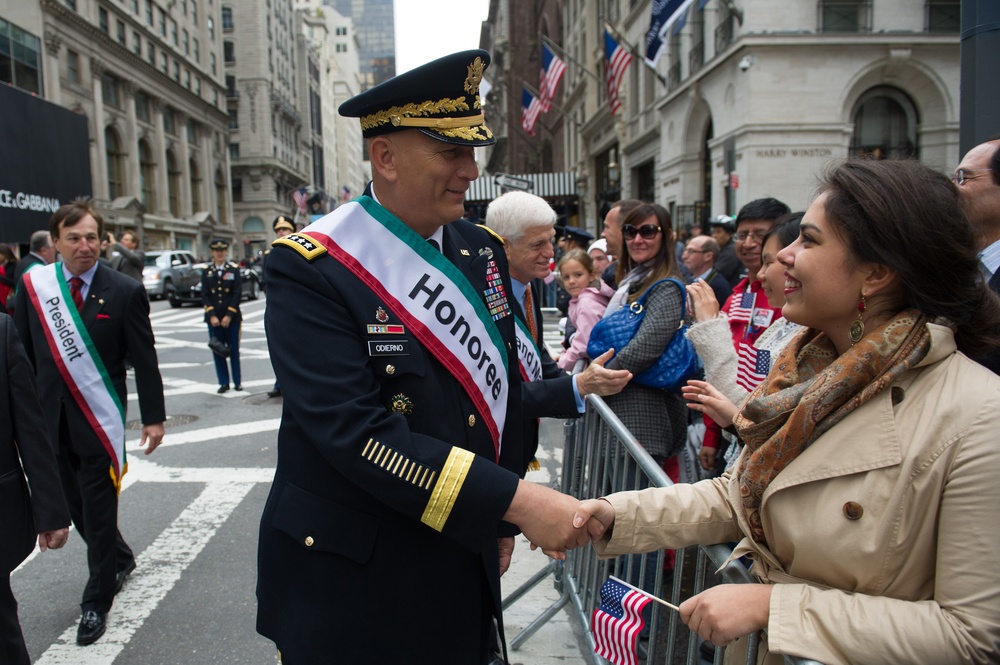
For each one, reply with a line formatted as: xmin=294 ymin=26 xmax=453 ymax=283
xmin=256 ymin=50 xmax=588 ymax=664
xmin=202 ymin=239 xmax=242 ymax=393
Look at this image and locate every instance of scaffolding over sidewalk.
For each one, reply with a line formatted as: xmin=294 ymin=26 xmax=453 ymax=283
xmin=503 ymin=392 xmax=825 ymax=665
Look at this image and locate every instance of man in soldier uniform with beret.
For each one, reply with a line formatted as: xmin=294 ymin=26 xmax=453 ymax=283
xmin=256 ymin=50 xmax=588 ymax=664
xmin=202 ymin=239 xmax=242 ymax=393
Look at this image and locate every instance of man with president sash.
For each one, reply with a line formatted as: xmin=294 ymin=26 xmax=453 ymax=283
xmin=14 ymin=200 xmax=165 ymax=646
xmin=256 ymin=50 xmax=592 ymax=664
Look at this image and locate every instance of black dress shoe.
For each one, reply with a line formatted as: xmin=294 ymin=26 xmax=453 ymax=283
xmin=114 ymin=560 xmax=136 ymax=595
xmin=266 ymin=388 xmax=281 ymax=398
xmin=217 ymin=385 xmax=230 ymax=394
xmin=234 ymin=384 xmax=243 ymax=391
xmin=77 ymin=610 xmax=107 ymax=646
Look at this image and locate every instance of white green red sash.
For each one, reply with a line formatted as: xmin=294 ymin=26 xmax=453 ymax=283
xmin=301 ymin=196 xmax=509 ymax=460
xmin=514 ymin=316 xmax=543 ymax=383
xmin=22 ymin=263 xmax=127 ymax=491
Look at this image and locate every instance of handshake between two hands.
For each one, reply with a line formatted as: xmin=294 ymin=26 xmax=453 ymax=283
xmin=504 ymin=480 xmax=617 ymax=559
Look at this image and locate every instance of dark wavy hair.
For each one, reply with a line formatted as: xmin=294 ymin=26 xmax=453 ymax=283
xmin=820 ymin=159 xmax=1000 ymax=357
xmin=615 ymin=203 xmax=681 ymax=300
xmin=760 ymin=211 xmax=804 ymax=251
xmin=50 ymin=198 xmax=104 ymax=240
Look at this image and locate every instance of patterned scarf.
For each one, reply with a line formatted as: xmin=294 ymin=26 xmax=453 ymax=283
xmin=733 ymin=309 xmax=932 ymax=547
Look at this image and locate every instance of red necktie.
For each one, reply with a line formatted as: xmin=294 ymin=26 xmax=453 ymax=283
xmin=70 ymin=277 xmax=85 ymax=311
xmin=523 ymin=286 xmax=538 ymax=341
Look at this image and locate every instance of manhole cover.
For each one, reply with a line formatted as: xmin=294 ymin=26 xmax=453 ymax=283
xmin=125 ymin=414 xmax=198 ymax=430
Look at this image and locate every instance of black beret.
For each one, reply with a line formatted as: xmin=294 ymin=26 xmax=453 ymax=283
xmin=338 ymin=50 xmax=495 ymax=147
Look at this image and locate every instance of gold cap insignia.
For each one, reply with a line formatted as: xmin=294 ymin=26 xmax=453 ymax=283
xmin=465 ymin=57 xmax=485 ymax=96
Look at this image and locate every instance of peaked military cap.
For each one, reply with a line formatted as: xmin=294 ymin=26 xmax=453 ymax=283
xmin=338 ymin=49 xmax=496 ymax=147
xmin=273 ymin=215 xmax=295 ymax=233
xmin=209 ymin=238 xmax=230 ymax=250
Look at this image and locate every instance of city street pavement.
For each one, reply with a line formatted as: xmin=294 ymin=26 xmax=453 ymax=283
xmin=11 ymin=293 xmax=594 ymax=664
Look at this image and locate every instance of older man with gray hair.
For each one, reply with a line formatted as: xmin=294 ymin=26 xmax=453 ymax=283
xmin=485 ymin=191 xmax=631 ymax=472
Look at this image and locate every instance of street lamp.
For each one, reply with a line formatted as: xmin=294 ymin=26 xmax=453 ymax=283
xmin=608 ymin=160 xmax=620 ymax=189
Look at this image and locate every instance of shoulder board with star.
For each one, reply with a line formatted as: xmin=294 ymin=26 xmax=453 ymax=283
xmin=273 ymin=233 xmax=327 ymax=261
xmin=476 ymin=224 xmax=505 ymax=246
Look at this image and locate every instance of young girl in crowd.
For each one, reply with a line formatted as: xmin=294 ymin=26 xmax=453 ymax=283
xmin=556 ymin=249 xmax=614 ymax=371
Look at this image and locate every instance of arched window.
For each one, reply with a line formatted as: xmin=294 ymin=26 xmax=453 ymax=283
xmin=166 ymin=150 xmax=181 ymax=217
xmin=190 ymin=158 xmax=202 ymax=211
xmin=105 ymin=127 xmax=125 ymax=200
xmin=139 ymin=139 xmax=156 ymax=210
xmin=215 ymin=168 xmax=227 ymax=225
xmin=242 ymin=216 xmax=264 ymax=233
xmin=850 ymin=86 xmax=919 ymax=159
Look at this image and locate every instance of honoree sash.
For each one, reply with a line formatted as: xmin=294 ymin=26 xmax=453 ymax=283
xmin=514 ymin=316 xmax=543 ymax=383
xmin=302 ymin=196 xmax=510 ymax=460
xmin=23 ymin=263 xmax=128 ymax=491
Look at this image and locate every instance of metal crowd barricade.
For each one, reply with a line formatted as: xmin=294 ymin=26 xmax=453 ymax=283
xmin=503 ymin=391 xmax=825 ymax=665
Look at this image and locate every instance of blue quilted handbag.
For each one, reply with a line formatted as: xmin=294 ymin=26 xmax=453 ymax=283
xmin=587 ymin=278 xmax=700 ymax=391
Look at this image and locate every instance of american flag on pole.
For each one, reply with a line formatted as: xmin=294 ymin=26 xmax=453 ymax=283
xmin=604 ymin=29 xmax=634 ymax=116
xmin=591 ymin=577 xmax=652 ymax=665
xmin=538 ymin=43 xmax=567 ymax=112
xmin=292 ymin=187 xmax=309 ymax=215
xmin=522 ymin=87 xmax=542 ymax=135
xmin=728 ymin=289 xmax=756 ymax=325
xmin=736 ymin=342 xmax=770 ymax=391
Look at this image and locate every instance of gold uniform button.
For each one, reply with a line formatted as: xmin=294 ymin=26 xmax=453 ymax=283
xmin=843 ymin=502 xmax=864 ymax=520
xmin=385 ymin=364 xmax=395 ymax=375
xmin=304 ymin=536 xmax=315 ymax=547
xmin=467 ymin=414 xmax=476 ymax=427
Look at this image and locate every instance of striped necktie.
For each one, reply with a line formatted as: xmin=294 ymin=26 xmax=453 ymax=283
xmin=70 ymin=276 xmax=85 ymax=311
xmin=523 ymin=285 xmax=538 ymax=341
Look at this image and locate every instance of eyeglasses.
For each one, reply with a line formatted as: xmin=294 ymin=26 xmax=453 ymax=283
xmin=622 ymin=224 xmax=661 ymax=240
xmin=952 ymin=168 xmax=993 ymax=186
xmin=735 ymin=231 xmax=767 ymax=243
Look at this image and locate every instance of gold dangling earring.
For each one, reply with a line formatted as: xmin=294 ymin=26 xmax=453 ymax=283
xmin=849 ymin=294 xmax=867 ymax=345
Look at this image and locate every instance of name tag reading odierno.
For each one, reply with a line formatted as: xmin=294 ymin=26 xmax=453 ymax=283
xmin=368 ymin=339 xmax=410 ymax=356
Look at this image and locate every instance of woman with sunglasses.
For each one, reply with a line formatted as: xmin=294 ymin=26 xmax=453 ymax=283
xmin=600 ymin=203 xmax=688 ymax=464
xmin=570 ymin=159 xmax=1000 ymax=664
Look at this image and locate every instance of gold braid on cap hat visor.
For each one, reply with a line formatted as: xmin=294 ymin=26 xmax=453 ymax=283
xmin=360 ymin=96 xmax=484 ymax=131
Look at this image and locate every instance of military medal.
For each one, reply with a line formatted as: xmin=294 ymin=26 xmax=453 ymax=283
xmin=375 ymin=307 xmax=389 ymax=323
xmin=483 ymin=259 xmax=510 ymax=321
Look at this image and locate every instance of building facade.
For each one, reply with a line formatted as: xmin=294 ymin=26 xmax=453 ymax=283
xmin=5 ymin=0 xmax=233 ymax=253
xmin=322 ymin=0 xmax=393 ymax=90
xmin=492 ymin=0 xmax=961 ymax=238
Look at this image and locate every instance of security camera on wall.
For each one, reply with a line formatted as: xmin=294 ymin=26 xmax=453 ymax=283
xmin=738 ymin=56 xmax=754 ymax=72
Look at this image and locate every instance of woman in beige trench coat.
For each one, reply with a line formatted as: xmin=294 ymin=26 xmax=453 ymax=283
xmin=572 ymin=159 xmax=1000 ymax=665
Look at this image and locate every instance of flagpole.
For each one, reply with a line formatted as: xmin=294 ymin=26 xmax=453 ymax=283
xmin=602 ymin=22 xmax=668 ymax=86
xmin=609 ymin=576 xmax=681 ymax=612
xmin=522 ymin=79 xmax=582 ymax=129
xmin=540 ymin=34 xmax=606 ymax=87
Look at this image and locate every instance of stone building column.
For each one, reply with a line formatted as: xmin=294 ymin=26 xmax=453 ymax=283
xmin=157 ymin=108 xmax=174 ymax=216
xmin=178 ymin=116 xmax=192 ymax=217
xmin=43 ymin=30 xmax=62 ymax=105
xmin=90 ymin=58 xmax=108 ymax=202
xmin=122 ymin=79 xmax=141 ymax=204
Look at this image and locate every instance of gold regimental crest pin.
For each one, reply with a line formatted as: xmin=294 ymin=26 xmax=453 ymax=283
xmin=375 ymin=306 xmax=389 ymax=323
xmin=389 ymin=393 xmax=414 ymax=416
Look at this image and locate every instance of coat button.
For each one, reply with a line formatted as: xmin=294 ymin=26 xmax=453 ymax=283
xmin=890 ymin=386 xmax=904 ymax=405
xmin=843 ymin=502 xmax=864 ymax=520
xmin=385 ymin=364 xmax=395 ymax=375
xmin=468 ymin=414 xmax=476 ymax=427
xmin=304 ymin=536 xmax=314 ymax=547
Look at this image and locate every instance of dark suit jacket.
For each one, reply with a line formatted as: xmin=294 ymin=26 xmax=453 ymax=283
xmin=201 ymin=262 xmax=242 ymax=325
xmin=714 ymin=240 xmax=743 ymax=286
xmin=257 ymin=217 xmax=524 ymax=663
xmin=13 ymin=264 xmax=165 ymax=458
xmin=0 ymin=314 xmax=69 ymax=574
xmin=11 ymin=254 xmax=45 ymax=288
xmin=976 ymin=271 xmax=1000 ymax=375
xmin=514 ymin=281 xmax=580 ymax=471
